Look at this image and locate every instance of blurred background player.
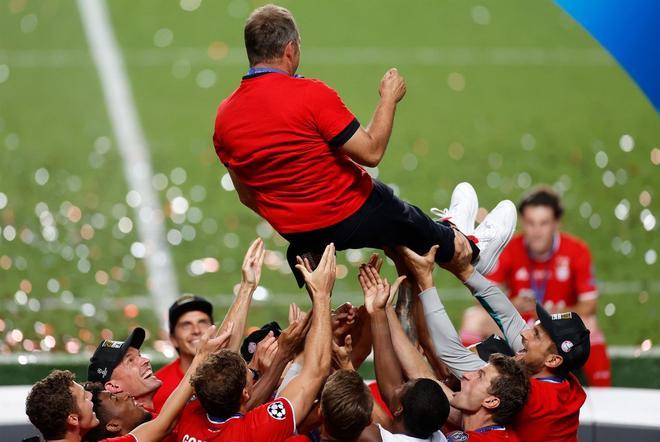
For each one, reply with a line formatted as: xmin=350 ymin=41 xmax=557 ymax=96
xmin=459 ymin=186 xmax=611 ymax=386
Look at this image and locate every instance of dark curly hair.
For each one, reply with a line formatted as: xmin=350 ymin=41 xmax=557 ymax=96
xmin=487 ymin=354 xmax=530 ymax=425
xmin=25 ymin=370 xmax=78 ymax=440
xmin=192 ymin=350 xmax=247 ymax=419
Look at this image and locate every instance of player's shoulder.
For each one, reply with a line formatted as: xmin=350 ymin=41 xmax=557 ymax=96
xmin=155 ymin=358 xmax=180 ymax=377
xmin=248 ymin=397 xmax=292 ymax=423
xmin=559 ymin=232 xmax=591 ymax=252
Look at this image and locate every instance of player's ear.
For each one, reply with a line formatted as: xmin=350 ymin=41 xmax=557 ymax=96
xmin=105 ymin=418 xmax=122 ymax=434
xmin=242 ymin=387 xmax=250 ymax=404
xmin=66 ymin=413 xmax=79 ymax=428
xmin=104 ymin=381 xmax=121 ymax=394
xmin=482 ymin=395 xmax=500 ymax=411
xmin=544 ymin=353 xmax=564 ymax=370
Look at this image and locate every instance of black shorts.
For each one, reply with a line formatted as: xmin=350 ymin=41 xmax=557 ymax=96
xmin=283 ymin=179 xmax=470 ymax=287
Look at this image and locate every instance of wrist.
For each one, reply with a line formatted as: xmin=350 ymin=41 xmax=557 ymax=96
xmin=457 ymin=265 xmax=475 ymax=283
xmin=417 ymin=276 xmax=434 ymax=292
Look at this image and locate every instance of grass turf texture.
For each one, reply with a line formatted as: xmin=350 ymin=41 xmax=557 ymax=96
xmin=0 ymin=0 xmax=658 ymax=382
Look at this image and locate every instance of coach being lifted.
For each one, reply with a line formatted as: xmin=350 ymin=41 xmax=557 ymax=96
xmin=212 ymin=4 xmax=517 ymax=288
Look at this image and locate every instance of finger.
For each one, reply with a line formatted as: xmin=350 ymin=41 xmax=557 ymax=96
xmin=303 ymin=257 xmax=313 ymax=273
xmin=390 ymin=275 xmax=407 ymax=293
xmin=426 ymin=244 xmax=440 ymax=259
xmin=295 ymin=263 xmax=310 ymax=278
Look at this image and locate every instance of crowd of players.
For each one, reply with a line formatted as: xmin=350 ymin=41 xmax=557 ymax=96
xmin=25 ymin=187 xmax=598 ymax=442
xmin=24 ymin=3 xmax=608 ymax=441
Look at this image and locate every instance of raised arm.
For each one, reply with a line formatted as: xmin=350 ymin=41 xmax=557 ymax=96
xmin=130 ymin=323 xmax=233 ymax=442
xmin=247 ymin=306 xmax=311 ymax=409
xmin=279 ymin=244 xmax=334 ymax=425
xmin=220 ymin=238 xmax=265 ymax=352
xmin=398 ymin=243 xmax=486 ymax=378
xmin=440 ymin=233 xmax=526 ymax=352
xmin=360 ymin=264 xmax=406 ymax=410
xmin=340 ymin=68 xmax=406 ymax=167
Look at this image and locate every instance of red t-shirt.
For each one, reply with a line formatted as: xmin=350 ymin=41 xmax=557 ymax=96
xmin=513 ymin=374 xmax=586 ymax=442
xmin=153 ymin=358 xmax=184 ymax=413
xmin=488 ymin=232 xmax=597 ymax=315
xmin=101 ymin=435 xmax=137 ymax=442
xmin=176 ymin=397 xmax=295 ymax=442
xmin=213 ymin=72 xmax=373 ymax=234
xmin=447 ymin=427 xmax=520 ymax=441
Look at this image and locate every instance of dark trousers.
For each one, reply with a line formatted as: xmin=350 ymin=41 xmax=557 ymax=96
xmin=284 ymin=179 xmax=475 ymax=287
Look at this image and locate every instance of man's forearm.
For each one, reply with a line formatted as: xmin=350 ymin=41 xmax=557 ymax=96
xmin=222 ymin=282 xmax=255 ymax=352
xmin=247 ymin=351 xmax=291 ymax=409
xmin=463 ymin=271 xmax=526 ymax=353
xmin=364 ymin=98 xmax=397 ymax=162
xmin=131 ymin=351 xmax=203 ymax=441
xmin=302 ymin=297 xmax=332 ymax=379
xmin=418 ymin=287 xmax=486 ymax=378
xmin=370 ymin=309 xmax=405 ymax=408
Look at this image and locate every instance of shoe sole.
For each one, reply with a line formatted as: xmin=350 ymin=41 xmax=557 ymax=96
xmin=477 ymin=200 xmax=516 ymax=275
xmin=451 ymin=182 xmax=478 ymax=236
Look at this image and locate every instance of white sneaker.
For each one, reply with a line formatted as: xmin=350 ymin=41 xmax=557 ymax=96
xmin=430 ymin=182 xmax=478 ymax=236
xmin=474 ymin=200 xmax=517 ymax=275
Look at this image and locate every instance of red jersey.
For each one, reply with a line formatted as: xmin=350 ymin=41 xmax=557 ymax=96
xmin=153 ymin=358 xmax=184 ymax=412
xmin=101 ymin=435 xmax=136 ymax=442
xmin=213 ymin=72 xmax=373 ymax=234
xmin=176 ymin=397 xmax=295 ymax=442
xmin=447 ymin=426 xmax=520 ymax=441
xmin=488 ymin=232 xmax=598 ymax=314
xmin=513 ymin=374 xmax=586 ymax=442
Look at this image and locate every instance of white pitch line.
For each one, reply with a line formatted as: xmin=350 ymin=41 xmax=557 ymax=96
xmin=77 ymin=0 xmax=178 ymax=329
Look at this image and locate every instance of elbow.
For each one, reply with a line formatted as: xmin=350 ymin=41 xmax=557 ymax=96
xmin=362 ymin=150 xmax=384 ymax=167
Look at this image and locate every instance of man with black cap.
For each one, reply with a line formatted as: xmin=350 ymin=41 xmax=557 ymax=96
xmin=152 ymin=294 xmax=214 ymax=412
xmin=400 ymin=233 xmax=590 ymax=442
xmin=88 ymin=327 xmax=162 ymax=413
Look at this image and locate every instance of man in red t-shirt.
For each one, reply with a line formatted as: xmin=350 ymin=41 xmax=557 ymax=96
xmin=213 ymin=5 xmax=517 ymax=288
xmin=460 ymin=187 xmax=611 ymax=386
xmin=152 ymin=295 xmax=214 ymax=412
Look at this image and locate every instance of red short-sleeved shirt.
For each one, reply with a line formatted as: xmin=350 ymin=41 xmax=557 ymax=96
xmin=447 ymin=427 xmax=520 ymax=441
xmin=101 ymin=435 xmax=137 ymax=442
xmin=512 ymin=374 xmax=586 ymax=442
xmin=153 ymin=358 xmax=184 ymax=413
xmin=176 ymin=397 xmax=295 ymax=442
xmin=213 ymin=72 xmax=373 ymax=234
xmin=487 ymin=232 xmax=598 ymax=314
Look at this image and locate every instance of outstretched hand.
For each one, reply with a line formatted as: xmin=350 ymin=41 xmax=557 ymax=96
xmin=359 ymin=264 xmax=406 ymax=314
xmin=397 ymin=245 xmax=438 ymax=291
xmin=295 ymin=243 xmax=336 ymax=299
xmin=332 ymin=334 xmax=354 ymax=370
xmin=196 ymin=321 xmax=234 ymax=359
xmin=241 ymin=238 xmax=266 ymax=289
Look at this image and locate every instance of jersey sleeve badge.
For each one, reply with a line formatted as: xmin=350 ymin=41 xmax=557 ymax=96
xmin=267 ymin=401 xmax=287 ymax=420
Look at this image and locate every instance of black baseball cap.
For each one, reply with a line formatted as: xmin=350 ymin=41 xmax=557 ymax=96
xmin=475 ymin=334 xmax=515 ymax=362
xmin=240 ymin=321 xmax=282 ymax=362
xmin=536 ymin=303 xmax=591 ymax=373
xmin=169 ymin=295 xmax=214 ymax=334
xmin=88 ymin=327 xmax=145 ymax=383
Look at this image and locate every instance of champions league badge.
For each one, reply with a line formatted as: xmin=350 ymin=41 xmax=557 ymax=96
xmin=267 ymin=401 xmax=287 ymax=420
